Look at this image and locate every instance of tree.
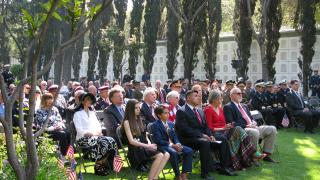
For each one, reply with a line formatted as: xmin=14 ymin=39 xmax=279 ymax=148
xmin=0 ymin=0 xmax=112 ymax=178
xmin=233 ymin=0 xmax=256 ymax=80
xmin=128 ymin=0 xmax=144 ymax=78
xmin=294 ymin=0 xmax=318 ymax=96
xmin=203 ymin=0 xmax=222 ymax=80
xmin=168 ymin=0 xmax=207 ymax=86
xmin=0 ymin=0 xmax=11 ymax=65
xmin=157 ymin=0 xmax=168 ymax=40
xmin=166 ymin=0 xmax=179 ymax=80
xmin=96 ymin=3 xmax=113 ymax=83
xmin=143 ymin=0 xmax=161 ymax=74
xmin=87 ymin=0 xmax=102 ymax=81
xmin=113 ymin=0 xmax=127 ymax=81
xmin=266 ymin=0 xmax=282 ymax=81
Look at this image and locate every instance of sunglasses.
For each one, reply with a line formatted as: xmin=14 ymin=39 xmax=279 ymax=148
xmin=233 ymin=92 xmax=243 ymax=95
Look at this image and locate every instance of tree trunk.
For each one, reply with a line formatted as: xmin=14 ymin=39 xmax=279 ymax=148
xmin=3 ymin=105 xmax=27 ymax=179
xmin=259 ymin=40 xmax=268 ymax=80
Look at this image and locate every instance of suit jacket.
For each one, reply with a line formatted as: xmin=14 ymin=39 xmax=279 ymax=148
xmin=140 ymin=102 xmax=156 ymax=124
xmin=104 ymin=104 xmax=124 ymax=135
xmin=223 ymin=101 xmax=253 ymax=129
xmin=175 ymin=104 xmax=212 ymax=142
xmin=285 ymin=90 xmax=305 ymax=112
xmin=151 ymin=120 xmax=180 ymax=149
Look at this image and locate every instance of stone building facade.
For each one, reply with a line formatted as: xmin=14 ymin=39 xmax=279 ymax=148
xmin=50 ymin=29 xmax=320 ymax=84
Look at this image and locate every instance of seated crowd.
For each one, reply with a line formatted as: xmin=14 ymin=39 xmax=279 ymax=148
xmin=2 ymin=76 xmax=320 ymax=180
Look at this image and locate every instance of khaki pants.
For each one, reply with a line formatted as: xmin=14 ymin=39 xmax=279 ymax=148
xmin=245 ymin=125 xmax=277 ymax=153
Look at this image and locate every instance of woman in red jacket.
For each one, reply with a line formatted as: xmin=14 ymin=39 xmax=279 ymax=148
xmin=204 ymin=90 xmax=266 ymax=170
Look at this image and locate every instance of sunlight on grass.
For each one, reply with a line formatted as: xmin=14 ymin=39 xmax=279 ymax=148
xmin=294 ymin=138 xmax=320 ymax=160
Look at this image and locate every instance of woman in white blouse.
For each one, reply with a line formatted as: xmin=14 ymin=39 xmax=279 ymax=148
xmin=73 ymin=93 xmax=117 ymax=176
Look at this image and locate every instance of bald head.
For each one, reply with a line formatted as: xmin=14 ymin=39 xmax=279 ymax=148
xmin=155 ymin=80 xmax=162 ymax=89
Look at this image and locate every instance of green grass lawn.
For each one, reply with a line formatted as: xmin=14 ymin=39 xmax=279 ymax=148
xmin=78 ymin=128 xmax=320 ymax=180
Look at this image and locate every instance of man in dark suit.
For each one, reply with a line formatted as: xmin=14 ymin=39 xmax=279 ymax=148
xmin=140 ymin=88 xmax=157 ymax=125
xmin=286 ymin=80 xmax=320 ymax=133
xmin=224 ymin=87 xmax=278 ymax=163
xmin=309 ymin=70 xmax=320 ymax=97
xmin=175 ymin=90 xmax=236 ymax=180
xmin=151 ymin=106 xmax=193 ymax=180
xmin=104 ymin=88 xmax=125 ymax=146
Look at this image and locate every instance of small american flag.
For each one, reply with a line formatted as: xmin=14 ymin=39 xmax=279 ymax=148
xmin=66 ymin=167 xmax=77 ymax=180
xmin=57 ymin=158 xmax=64 ymax=169
xmin=66 ymin=145 xmax=74 ymax=159
xmin=113 ymin=155 xmax=123 ymax=173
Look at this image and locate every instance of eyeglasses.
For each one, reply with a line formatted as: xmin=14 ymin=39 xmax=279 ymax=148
xmin=233 ymin=92 xmax=243 ymax=95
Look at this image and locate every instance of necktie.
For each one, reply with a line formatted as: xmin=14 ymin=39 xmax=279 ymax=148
xmin=160 ymin=90 xmax=165 ymax=103
xmin=295 ymin=91 xmax=304 ymax=107
xmin=193 ymin=108 xmax=202 ymax=125
xmin=119 ymin=107 xmax=124 ymax=118
xmin=238 ymin=104 xmax=252 ymax=125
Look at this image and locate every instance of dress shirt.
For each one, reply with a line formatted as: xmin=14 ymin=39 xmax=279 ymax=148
xmin=73 ymin=109 xmax=102 ymax=140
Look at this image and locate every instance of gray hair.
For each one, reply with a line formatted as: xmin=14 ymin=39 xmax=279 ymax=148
xmin=208 ymin=90 xmax=222 ymax=104
xmin=143 ymin=87 xmax=156 ymax=100
xmin=166 ymin=90 xmax=180 ymax=102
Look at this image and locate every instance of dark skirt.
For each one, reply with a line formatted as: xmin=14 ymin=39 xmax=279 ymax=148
xmin=128 ymin=145 xmax=161 ymax=169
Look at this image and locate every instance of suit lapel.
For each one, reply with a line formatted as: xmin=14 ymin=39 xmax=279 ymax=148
xmin=185 ymin=105 xmax=197 ymax=120
xmin=231 ymin=102 xmax=242 ymax=120
xmin=157 ymin=120 xmax=169 ymax=139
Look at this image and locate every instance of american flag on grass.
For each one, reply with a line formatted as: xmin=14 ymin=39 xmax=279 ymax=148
xmin=66 ymin=167 xmax=77 ymax=180
xmin=57 ymin=158 xmax=64 ymax=169
xmin=66 ymin=145 xmax=74 ymax=159
xmin=113 ymin=154 xmax=123 ymax=173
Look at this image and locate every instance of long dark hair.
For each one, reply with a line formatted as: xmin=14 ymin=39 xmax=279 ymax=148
xmin=122 ymin=99 xmax=145 ymax=136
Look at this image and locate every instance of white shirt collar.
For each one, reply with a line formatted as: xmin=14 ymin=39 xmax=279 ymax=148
xmin=186 ymin=103 xmax=195 ymax=110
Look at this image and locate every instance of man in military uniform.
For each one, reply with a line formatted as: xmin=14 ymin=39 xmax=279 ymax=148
xmin=264 ymin=81 xmax=285 ymax=128
xmin=251 ymin=82 xmax=275 ymax=126
xmin=222 ymin=80 xmax=235 ymax=105
xmin=95 ymin=86 xmax=110 ymax=110
xmin=309 ymin=70 xmax=320 ymax=97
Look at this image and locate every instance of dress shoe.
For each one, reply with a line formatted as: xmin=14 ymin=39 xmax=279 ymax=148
xmin=263 ymin=156 xmax=280 ymax=163
xmin=218 ymin=168 xmax=238 ymax=176
xmin=253 ymin=152 xmax=267 ymax=162
xmin=201 ymin=173 xmax=215 ymax=180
